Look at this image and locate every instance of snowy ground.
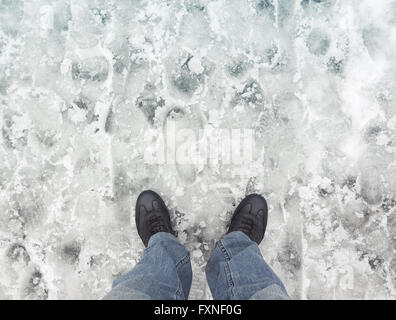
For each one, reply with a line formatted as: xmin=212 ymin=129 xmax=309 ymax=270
xmin=1 ymin=0 xmax=396 ymax=300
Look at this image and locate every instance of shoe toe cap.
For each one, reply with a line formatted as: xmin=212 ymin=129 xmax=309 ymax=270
xmin=243 ymin=194 xmax=268 ymax=216
xmin=136 ymin=190 xmax=162 ymax=212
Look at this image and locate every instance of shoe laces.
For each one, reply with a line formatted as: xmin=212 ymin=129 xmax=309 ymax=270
xmin=148 ymin=211 xmax=168 ymax=236
xmin=231 ymin=215 xmax=255 ymax=235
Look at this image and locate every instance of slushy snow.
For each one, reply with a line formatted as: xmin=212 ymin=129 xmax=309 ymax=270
xmin=0 ymin=0 xmax=395 ymax=299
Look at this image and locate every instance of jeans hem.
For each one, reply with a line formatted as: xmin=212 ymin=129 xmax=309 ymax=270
xmin=175 ymin=253 xmax=190 ymax=269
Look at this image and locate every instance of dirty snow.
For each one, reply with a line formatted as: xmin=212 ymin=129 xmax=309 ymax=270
xmin=0 ymin=0 xmax=396 ymax=299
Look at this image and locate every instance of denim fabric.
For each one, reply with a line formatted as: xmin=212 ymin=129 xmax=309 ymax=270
xmin=205 ymin=231 xmax=290 ymax=300
xmin=103 ymin=231 xmax=290 ymax=300
xmin=103 ymin=232 xmax=192 ymax=300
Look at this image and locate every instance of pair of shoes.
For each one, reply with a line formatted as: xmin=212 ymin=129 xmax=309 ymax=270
xmin=136 ymin=190 xmax=268 ymax=247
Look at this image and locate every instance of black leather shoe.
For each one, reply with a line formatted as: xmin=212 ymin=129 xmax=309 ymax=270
xmin=227 ymin=194 xmax=268 ymax=244
xmin=135 ymin=190 xmax=174 ymax=247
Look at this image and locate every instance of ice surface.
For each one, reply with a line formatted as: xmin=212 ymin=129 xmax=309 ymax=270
xmin=0 ymin=0 xmax=396 ymax=300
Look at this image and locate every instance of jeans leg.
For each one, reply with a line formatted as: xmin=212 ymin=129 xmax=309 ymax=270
xmin=205 ymin=231 xmax=290 ymax=300
xmin=103 ymin=232 xmax=192 ymax=300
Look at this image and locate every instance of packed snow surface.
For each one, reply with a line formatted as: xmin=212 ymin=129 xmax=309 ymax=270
xmin=0 ymin=0 xmax=396 ymax=299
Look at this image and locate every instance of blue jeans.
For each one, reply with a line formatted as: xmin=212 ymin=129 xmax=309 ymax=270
xmin=103 ymin=231 xmax=290 ymax=300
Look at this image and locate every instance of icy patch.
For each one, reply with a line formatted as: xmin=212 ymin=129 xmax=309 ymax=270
xmin=0 ymin=0 xmax=395 ymax=300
